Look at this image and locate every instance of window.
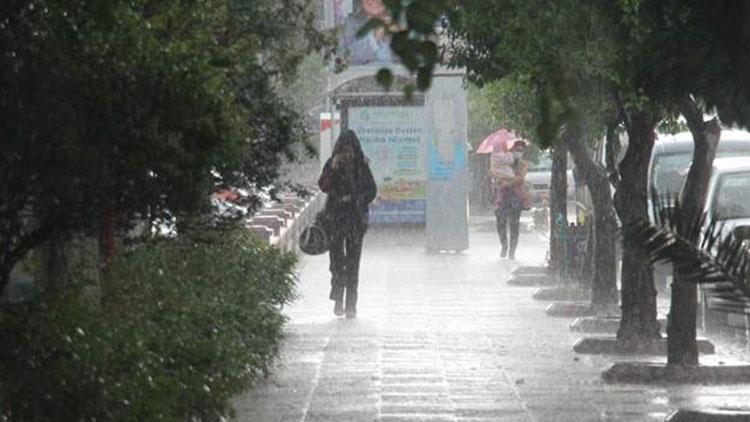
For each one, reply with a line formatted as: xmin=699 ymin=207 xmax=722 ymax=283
xmin=713 ymin=171 xmax=750 ymax=220
xmin=527 ymin=152 xmax=574 ymax=172
xmin=651 ymin=148 xmax=750 ymax=197
xmin=529 ymin=155 xmax=553 ymax=172
xmin=651 ymin=153 xmax=692 ymax=196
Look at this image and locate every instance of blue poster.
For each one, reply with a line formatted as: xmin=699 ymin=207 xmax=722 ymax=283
xmin=349 ymin=106 xmax=427 ymax=223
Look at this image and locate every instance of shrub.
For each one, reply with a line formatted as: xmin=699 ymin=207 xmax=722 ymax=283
xmin=0 ymin=228 xmax=297 ymax=421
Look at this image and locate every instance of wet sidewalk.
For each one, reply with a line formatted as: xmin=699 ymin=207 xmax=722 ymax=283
xmin=233 ymin=217 xmax=750 ymax=422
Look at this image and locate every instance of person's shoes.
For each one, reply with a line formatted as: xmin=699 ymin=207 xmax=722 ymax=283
xmin=508 ymin=253 xmax=515 ymax=260
xmin=500 ymin=247 xmax=508 ymax=258
xmin=334 ymin=300 xmax=344 ymax=316
xmin=345 ymin=306 xmax=357 ymax=318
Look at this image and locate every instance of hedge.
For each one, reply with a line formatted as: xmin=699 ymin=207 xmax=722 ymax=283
xmin=0 ymin=228 xmax=297 ymax=421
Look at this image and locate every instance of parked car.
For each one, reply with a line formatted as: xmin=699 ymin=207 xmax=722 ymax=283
xmin=697 ymin=157 xmax=750 ymax=335
xmin=649 ymin=129 xmax=750 ymax=291
xmin=525 ymin=152 xmax=575 ymax=209
xmin=703 ymin=157 xmax=750 ymax=241
xmin=649 ymin=129 xmax=750 ymax=221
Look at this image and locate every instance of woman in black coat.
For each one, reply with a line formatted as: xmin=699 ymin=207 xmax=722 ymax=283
xmin=318 ymin=130 xmax=377 ymax=317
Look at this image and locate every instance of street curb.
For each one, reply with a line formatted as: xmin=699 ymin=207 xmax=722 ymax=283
xmin=508 ymin=274 xmax=557 ymax=287
xmin=569 ymin=317 xmax=667 ymax=334
xmin=603 ymin=362 xmax=750 ymax=384
xmin=512 ymin=265 xmax=550 ymax=275
xmin=666 ymin=409 xmax=750 ymax=421
xmin=544 ymin=302 xmax=595 ymax=318
xmin=574 ymin=337 xmax=715 ymax=355
xmin=532 ymin=286 xmax=590 ymax=302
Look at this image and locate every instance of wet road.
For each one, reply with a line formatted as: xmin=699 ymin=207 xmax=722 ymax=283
xmin=233 ymin=217 xmax=750 ymax=422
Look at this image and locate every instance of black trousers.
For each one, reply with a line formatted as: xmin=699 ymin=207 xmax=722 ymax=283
xmin=328 ymin=229 xmax=365 ymax=309
xmin=495 ymin=201 xmax=521 ymax=256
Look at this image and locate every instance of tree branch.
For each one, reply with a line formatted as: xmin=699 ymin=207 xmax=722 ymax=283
xmin=679 ymin=95 xmax=706 ymax=139
xmin=605 ymin=120 xmax=621 ymax=189
xmin=613 ymin=90 xmax=632 ymax=134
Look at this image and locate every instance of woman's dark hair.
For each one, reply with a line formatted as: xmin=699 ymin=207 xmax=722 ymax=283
xmin=332 ymin=129 xmax=366 ymax=162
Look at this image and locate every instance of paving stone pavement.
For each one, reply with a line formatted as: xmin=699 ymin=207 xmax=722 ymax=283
xmin=233 ymin=218 xmax=750 ymax=422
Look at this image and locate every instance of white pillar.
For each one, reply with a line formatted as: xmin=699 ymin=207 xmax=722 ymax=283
xmin=424 ymin=68 xmax=470 ymax=251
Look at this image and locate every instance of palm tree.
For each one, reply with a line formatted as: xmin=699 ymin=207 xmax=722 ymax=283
xmin=623 ymin=196 xmax=750 ymax=319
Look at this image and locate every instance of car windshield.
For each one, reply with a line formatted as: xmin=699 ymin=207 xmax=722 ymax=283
xmin=652 ymin=153 xmax=692 ymax=196
xmin=652 ymin=149 xmax=750 ymax=196
xmin=713 ymin=171 xmax=750 ymax=220
xmin=527 ymin=153 xmax=573 ymax=171
xmin=529 ymin=155 xmax=552 ymax=171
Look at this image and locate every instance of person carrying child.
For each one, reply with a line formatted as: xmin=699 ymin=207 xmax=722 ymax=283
xmin=491 ymin=140 xmax=531 ymax=259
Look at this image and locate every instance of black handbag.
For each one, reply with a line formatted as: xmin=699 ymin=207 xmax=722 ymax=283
xmin=299 ymin=210 xmax=329 ymax=255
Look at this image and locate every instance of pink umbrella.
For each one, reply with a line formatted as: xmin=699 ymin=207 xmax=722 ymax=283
xmin=475 ymin=128 xmax=522 ymax=154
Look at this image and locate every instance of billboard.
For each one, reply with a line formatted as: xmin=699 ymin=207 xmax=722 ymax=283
xmin=348 ymin=106 xmax=426 ymax=223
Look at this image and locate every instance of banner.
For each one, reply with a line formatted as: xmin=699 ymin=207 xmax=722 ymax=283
xmin=349 ymin=106 xmax=426 ymax=223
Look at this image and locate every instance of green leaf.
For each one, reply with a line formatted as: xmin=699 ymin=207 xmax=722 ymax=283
xmin=418 ymin=41 xmax=439 ymax=65
xmin=391 ymin=32 xmax=419 ymax=70
xmin=390 ymin=31 xmax=410 ymax=54
xmin=406 ymin=1 xmax=437 ymax=34
xmin=417 ymin=67 xmax=432 ymax=91
xmin=622 ymin=197 xmax=750 ymax=306
xmin=376 ymin=68 xmax=394 ymax=90
xmin=356 ymin=18 xmax=386 ymax=39
xmin=403 ymin=83 xmax=417 ymax=100
xmin=383 ymin=0 xmax=404 ymax=21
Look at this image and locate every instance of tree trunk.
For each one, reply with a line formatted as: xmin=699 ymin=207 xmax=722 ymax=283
xmin=605 ymin=121 xmax=621 ymax=188
xmin=37 ymin=237 xmax=69 ymax=294
xmin=668 ymin=98 xmax=721 ymax=366
xmin=563 ymin=129 xmax=618 ymax=312
xmin=615 ymin=111 xmax=662 ymax=345
xmin=582 ymin=219 xmax=595 ymax=287
xmin=1 ymin=220 xmax=57 ymax=295
xmin=0 ymin=238 xmax=12 ymax=293
xmin=0 ymin=266 xmax=10 ymax=297
xmin=740 ymin=3 xmax=750 ymax=97
xmin=549 ymin=144 xmax=568 ymax=275
xmin=98 ymin=205 xmax=117 ymax=267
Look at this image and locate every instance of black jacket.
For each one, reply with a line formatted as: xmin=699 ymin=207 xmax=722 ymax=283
xmin=318 ymin=158 xmax=377 ymax=236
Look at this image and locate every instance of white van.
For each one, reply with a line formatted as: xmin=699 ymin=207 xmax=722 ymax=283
xmin=700 ymin=157 xmax=750 ymax=335
xmin=648 ymin=129 xmax=750 ymax=221
xmin=704 ymin=157 xmax=750 ymax=241
xmin=525 ymin=152 xmax=575 ymax=210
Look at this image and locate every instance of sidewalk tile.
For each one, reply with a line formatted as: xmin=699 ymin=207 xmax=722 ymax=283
xmin=233 ymin=224 xmax=750 ymax=422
